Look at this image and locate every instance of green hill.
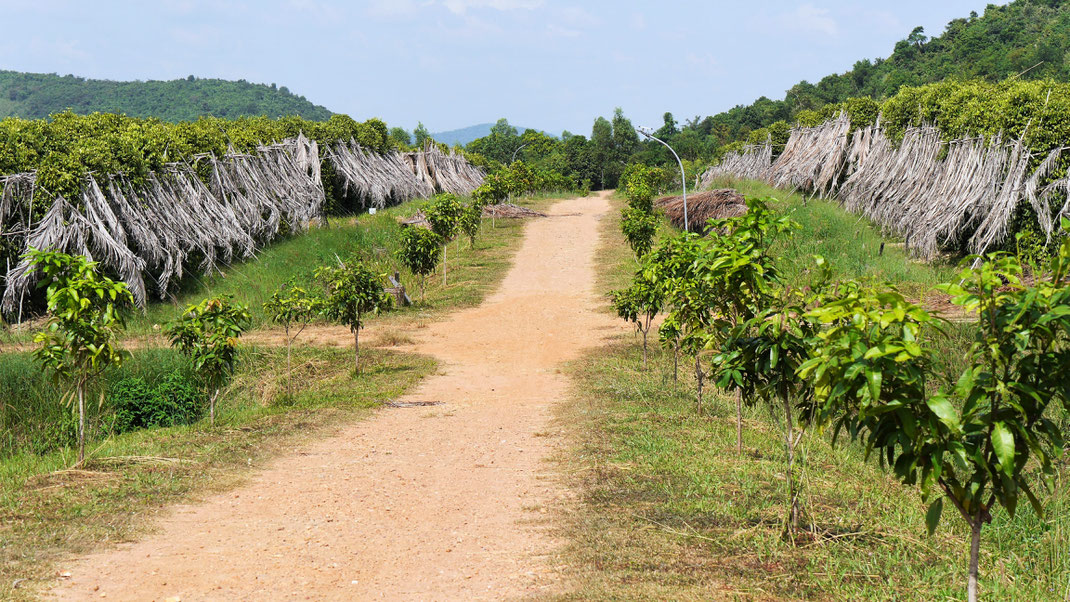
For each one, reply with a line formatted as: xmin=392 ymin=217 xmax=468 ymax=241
xmin=0 ymin=70 xmax=332 ymax=121
xmin=692 ymin=0 xmax=1070 ymax=148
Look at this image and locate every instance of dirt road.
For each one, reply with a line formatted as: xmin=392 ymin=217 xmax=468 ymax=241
xmin=49 ymin=192 xmax=619 ymax=601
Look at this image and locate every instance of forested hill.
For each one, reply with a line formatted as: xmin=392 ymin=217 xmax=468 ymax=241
xmin=693 ymin=0 xmax=1070 ymax=149
xmin=0 ymin=70 xmax=332 ymax=121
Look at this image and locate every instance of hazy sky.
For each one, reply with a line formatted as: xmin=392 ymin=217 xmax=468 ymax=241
xmin=0 ymin=0 xmax=997 ymax=134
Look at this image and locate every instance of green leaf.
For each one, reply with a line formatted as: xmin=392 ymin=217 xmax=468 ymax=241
xmin=925 ymin=395 xmax=960 ymax=430
xmin=925 ymin=498 xmax=943 ymax=535
xmin=992 ymin=422 xmax=1016 ymax=477
xmin=866 ymin=369 xmax=882 ymax=403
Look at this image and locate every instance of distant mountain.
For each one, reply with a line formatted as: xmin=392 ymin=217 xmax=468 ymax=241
xmin=0 ymin=70 xmax=332 ymax=121
xmin=431 ymin=123 xmax=549 ymax=146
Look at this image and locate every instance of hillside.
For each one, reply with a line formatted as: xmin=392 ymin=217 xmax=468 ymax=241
xmin=432 ymin=122 xmax=546 ymax=146
xmin=692 ymin=0 xmax=1070 ymax=148
xmin=0 ymin=70 xmax=332 ymax=121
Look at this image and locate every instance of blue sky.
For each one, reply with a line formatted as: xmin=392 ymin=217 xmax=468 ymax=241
xmin=0 ymin=1 xmax=997 ymax=135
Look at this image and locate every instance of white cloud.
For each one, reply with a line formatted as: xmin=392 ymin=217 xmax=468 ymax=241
xmin=440 ymin=0 xmax=542 ymax=15
xmin=782 ymin=3 xmax=839 ymax=38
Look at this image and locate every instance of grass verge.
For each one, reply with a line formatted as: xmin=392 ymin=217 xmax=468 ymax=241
xmin=554 ymin=336 xmax=1068 ymax=600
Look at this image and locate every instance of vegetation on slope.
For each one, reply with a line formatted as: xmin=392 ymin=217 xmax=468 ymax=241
xmin=0 ymin=70 xmax=332 ymax=122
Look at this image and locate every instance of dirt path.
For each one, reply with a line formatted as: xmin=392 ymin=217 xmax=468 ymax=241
xmin=49 ymin=192 xmax=620 ymax=601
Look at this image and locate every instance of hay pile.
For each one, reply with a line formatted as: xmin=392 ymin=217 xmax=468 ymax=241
xmin=656 ymin=189 xmax=747 ymax=232
xmin=482 ymin=203 xmax=547 ymax=219
xmin=399 ymin=210 xmax=431 ymax=229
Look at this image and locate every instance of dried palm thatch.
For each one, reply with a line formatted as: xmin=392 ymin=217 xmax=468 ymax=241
xmin=705 ymin=113 xmax=1064 ymax=261
xmin=2 ymin=135 xmax=325 ymax=315
xmin=766 ymin=113 xmax=851 ymax=196
xmin=698 ymin=139 xmax=772 ymax=189
xmin=329 ymin=142 xmax=434 ymax=209
xmin=327 ymin=143 xmax=484 ymax=209
xmin=481 ymin=203 xmax=547 ymax=219
xmin=417 ymin=144 xmax=485 ymax=196
xmin=656 ymin=189 xmax=747 ymax=232
xmin=399 ymin=210 xmax=431 ymax=229
xmin=0 ymin=135 xmax=486 ymax=319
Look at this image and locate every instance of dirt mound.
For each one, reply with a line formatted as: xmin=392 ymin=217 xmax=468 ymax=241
xmin=656 ymin=189 xmax=747 ymax=232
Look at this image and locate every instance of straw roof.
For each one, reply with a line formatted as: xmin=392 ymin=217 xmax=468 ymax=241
xmin=656 ymin=189 xmax=747 ymax=233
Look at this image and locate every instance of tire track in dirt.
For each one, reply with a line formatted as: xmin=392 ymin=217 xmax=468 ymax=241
xmin=49 ymin=191 xmax=621 ymax=601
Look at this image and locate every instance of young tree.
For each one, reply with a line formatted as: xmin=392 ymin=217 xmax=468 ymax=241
xmin=395 ymin=227 xmax=443 ymax=301
xmin=801 ymin=236 xmax=1070 ymax=601
xmin=316 ymin=258 xmax=392 ymax=371
xmin=29 ymin=250 xmax=134 ymax=465
xmin=424 ymin=193 xmax=464 ymax=284
xmin=621 ymin=207 xmax=660 ymax=259
xmin=167 ymin=297 xmax=251 ymax=425
xmin=703 ymin=198 xmax=799 ymax=454
xmin=263 ymin=281 xmax=319 ymax=399
xmin=458 ymin=199 xmax=484 ymax=249
xmin=646 ymin=233 xmax=713 ymax=412
xmin=712 ymin=286 xmax=821 ymax=533
xmin=611 ymin=265 xmax=663 ymax=368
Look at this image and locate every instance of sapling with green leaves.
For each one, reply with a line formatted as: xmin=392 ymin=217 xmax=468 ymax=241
xmin=800 ymin=231 xmax=1070 ymax=601
xmin=424 ymin=193 xmax=464 ymax=284
xmin=167 ymin=296 xmax=251 ymax=426
xmin=395 ymin=227 xmax=443 ymax=301
xmin=458 ymin=199 xmax=484 ymax=249
xmin=712 ymin=284 xmax=824 ymax=533
xmin=646 ymin=232 xmax=714 ymax=412
xmin=702 ymin=197 xmax=799 ymax=454
xmin=620 ymin=164 xmax=660 ymax=260
xmin=316 ymin=258 xmax=392 ymax=371
xmin=29 ymin=249 xmax=134 ymax=465
xmin=263 ymin=281 xmax=320 ymax=399
xmin=611 ymin=263 xmax=664 ymax=368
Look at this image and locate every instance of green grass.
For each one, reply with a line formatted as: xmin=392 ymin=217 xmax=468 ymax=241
xmin=555 ymin=339 xmax=1069 ymax=601
xmin=712 ymin=177 xmax=959 ymax=299
xmin=0 ymin=345 xmax=436 ymax=600
xmin=556 ymin=181 xmax=1069 ymax=600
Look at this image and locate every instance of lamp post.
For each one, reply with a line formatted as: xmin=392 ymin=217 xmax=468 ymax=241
xmin=637 ymin=127 xmax=688 ymax=232
xmin=511 ymin=143 xmax=529 ymax=164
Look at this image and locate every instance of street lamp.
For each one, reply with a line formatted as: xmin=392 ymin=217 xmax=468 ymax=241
xmin=511 ymin=143 xmax=529 ymax=163
xmin=637 ymin=127 xmax=688 ymax=232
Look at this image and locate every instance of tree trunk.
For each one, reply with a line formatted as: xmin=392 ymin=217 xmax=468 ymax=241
xmin=783 ymin=389 xmax=799 ymax=532
xmin=77 ymin=378 xmax=86 ymax=465
xmin=641 ymin=325 xmax=649 ymax=369
xmin=968 ymin=518 xmax=982 ymax=602
xmin=353 ymin=327 xmax=361 ymax=372
xmin=210 ymin=387 xmax=219 ymax=426
xmin=421 ymin=275 xmax=426 ymax=302
xmin=285 ymin=323 xmax=292 ymax=400
xmin=736 ymin=390 xmax=743 ymax=454
xmin=442 ymin=244 xmax=448 ymax=285
xmin=695 ymin=355 xmax=704 ymax=415
xmin=673 ymin=340 xmax=679 ymax=384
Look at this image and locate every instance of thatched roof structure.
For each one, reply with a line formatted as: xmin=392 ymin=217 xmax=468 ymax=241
xmin=656 ymin=189 xmax=747 ymax=233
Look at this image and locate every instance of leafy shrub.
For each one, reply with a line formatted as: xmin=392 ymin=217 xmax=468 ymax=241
xmin=111 ymin=372 xmax=205 ymax=434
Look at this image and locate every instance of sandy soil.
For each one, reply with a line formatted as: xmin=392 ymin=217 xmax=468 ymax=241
xmin=48 ymin=191 xmax=620 ymax=601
